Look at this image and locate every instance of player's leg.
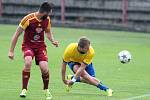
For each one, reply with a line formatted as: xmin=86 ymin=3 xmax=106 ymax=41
xmin=20 ymin=48 xmax=34 ymax=97
xmin=67 ymin=62 xmax=113 ymax=96
xmin=39 ymin=61 xmax=52 ymax=100
xmin=22 ymin=56 xmax=32 ymax=89
xmin=84 ymin=63 xmax=100 ymax=85
xmin=67 ymin=62 xmax=94 ymax=84
xmin=80 ymin=65 xmax=113 ymax=96
xmin=72 ymin=63 xmax=113 ymax=96
xmin=71 ymin=64 xmax=98 ymax=85
xmin=81 ymin=71 xmax=113 ymax=96
xmin=66 ymin=64 xmax=94 ymax=92
xmin=36 ymin=48 xmax=52 ymax=100
xmin=39 ymin=61 xmax=50 ymax=90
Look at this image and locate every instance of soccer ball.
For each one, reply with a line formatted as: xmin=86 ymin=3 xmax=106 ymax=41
xmin=118 ymin=50 xmax=131 ymax=64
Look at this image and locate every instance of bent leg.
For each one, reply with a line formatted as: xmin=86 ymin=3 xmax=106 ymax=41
xmin=39 ymin=61 xmax=50 ymax=90
xmin=73 ymin=65 xmax=109 ymax=91
xmin=22 ymin=56 xmax=32 ymax=89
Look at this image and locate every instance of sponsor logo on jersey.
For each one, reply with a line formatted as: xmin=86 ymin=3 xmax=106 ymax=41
xmin=36 ymin=28 xmax=43 ymax=33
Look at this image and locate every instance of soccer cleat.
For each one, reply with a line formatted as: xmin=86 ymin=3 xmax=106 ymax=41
xmin=106 ymin=88 xmax=113 ymax=96
xmin=20 ymin=89 xmax=27 ymax=98
xmin=66 ymin=85 xmax=72 ymax=92
xmin=44 ymin=89 xmax=52 ymax=100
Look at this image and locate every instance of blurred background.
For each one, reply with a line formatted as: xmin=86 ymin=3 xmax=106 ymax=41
xmin=0 ymin=1 xmax=150 ymax=100
xmin=0 ymin=0 xmax=150 ymax=32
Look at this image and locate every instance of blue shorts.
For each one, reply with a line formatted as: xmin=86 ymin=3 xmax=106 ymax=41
xmin=67 ymin=62 xmax=95 ymax=77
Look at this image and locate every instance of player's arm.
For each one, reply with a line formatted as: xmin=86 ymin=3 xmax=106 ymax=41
xmin=74 ymin=53 xmax=94 ymax=78
xmin=45 ymin=30 xmax=59 ymax=47
xmin=8 ymin=15 xmax=29 ymax=60
xmin=61 ymin=61 xmax=68 ymax=84
xmin=45 ymin=17 xmax=59 ymax=47
xmin=68 ymin=62 xmax=87 ymax=85
xmin=61 ymin=46 xmax=71 ymax=84
xmin=75 ymin=62 xmax=87 ymax=78
xmin=8 ymin=26 xmax=24 ymax=60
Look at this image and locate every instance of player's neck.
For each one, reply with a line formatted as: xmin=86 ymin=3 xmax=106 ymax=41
xmin=35 ymin=12 xmax=42 ymax=21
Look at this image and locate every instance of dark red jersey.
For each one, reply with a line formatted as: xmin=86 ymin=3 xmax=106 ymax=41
xmin=19 ymin=12 xmax=51 ymax=48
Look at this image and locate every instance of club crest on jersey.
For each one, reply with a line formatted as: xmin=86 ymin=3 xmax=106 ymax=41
xmin=36 ymin=27 xmax=43 ymax=33
xmin=34 ymin=35 xmax=40 ymax=40
xmin=38 ymin=24 xmax=41 ymax=26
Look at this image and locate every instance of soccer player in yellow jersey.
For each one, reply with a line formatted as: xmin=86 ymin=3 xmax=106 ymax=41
xmin=61 ymin=37 xmax=113 ymax=96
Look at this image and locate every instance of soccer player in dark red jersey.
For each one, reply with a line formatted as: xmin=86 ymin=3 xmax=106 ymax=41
xmin=8 ymin=2 xmax=58 ymax=100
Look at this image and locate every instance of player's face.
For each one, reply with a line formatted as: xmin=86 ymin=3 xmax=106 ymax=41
xmin=40 ymin=10 xmax=52 ymax=20
xmin=40 ymin=12 xmax=48 ymax=20
xmin=78 ymin=45 xmax=89 ymax=54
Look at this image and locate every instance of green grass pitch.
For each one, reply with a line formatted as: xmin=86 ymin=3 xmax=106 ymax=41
xmin=0 ymin=24 xmax=150 ymax=100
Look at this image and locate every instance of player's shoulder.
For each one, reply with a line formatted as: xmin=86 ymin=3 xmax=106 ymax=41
xmin=67 ymin=43 xmax=77 ymax=48
xmin=69 ymin=43 xmax=77 ymax=46
xmin=65 ymin=43 xmax=77 ymax=51
xmin=47 ymin=16 xmax=51 ymax=20
xmin=89 ymin=45 xmax=95 ymax=55
xmin=22 ymin=12 xmax=35 ymax=21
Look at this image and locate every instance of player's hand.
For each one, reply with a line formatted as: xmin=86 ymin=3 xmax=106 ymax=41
xmin=51 ymin=40 xmax=59 ymax=47
xmin=67 ymin=80 xmax=74 ymax=86
xmin=8 ymin=50 xmax=14 ymax=60
xmin=63 ymin=79 xmax=68 ymax=85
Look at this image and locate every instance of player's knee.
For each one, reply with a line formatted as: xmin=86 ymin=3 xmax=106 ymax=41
xmin=24 ymin=56 xmax=32 ymax=67
xmin=82 ymin=74 xmax=90 ymax=80
xmin=39 ymin=61 xmax=49 ymax=74
xmin=80 ymin=72 xmax=87 ymax=78
xmin=25 ymin=60 xmax=32 ymax=67
xmin=41 ymin=67 xmax=49 ymax=74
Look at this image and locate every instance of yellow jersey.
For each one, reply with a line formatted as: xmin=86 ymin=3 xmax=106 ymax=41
xmin=63 ymin=43 xmax=95 ymax=65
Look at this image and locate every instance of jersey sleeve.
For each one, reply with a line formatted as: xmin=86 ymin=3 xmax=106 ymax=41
xmin=45 ymin=17 xmax=51 ymax=33
xmin=83 ymin=50 xmax=95 ymax=65
xmin=63 ymin=45 xmax=71 ymax=63
xmin=19 ymin=15 xmax=29 ymax=30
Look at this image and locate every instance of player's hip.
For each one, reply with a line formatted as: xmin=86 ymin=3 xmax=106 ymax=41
xmin=22 ymin=46 xmax=48 ymax=65
xmin=22 ymin=42 xmax=46 ymax=50
xmin=67 ymin=62 xmax=95 ymax=77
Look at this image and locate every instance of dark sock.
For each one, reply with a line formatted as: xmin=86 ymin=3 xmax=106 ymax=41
xmin=97 ymin=82 xmax=109 ymax=91
xmin=42 ymin=72 xmax=49 ymax=90
xmin=22 ymin=70 xmax=30 ymax=90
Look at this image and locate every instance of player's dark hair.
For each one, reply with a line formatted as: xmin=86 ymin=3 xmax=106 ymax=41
xmin=78 ymin=36 xmax=90 ymax=48
xmin=39 ymin=1 xmax=54 ymax=13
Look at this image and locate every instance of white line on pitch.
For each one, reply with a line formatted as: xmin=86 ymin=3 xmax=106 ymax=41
xmin=124 ymin=93 xmax=150 ymax=100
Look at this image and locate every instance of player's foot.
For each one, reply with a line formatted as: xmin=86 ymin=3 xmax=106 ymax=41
xmin=106 ymin=88 xmax=113 ymax=96
xmin=66 ymin=85 xmax=72 ymax=92
xmin=66 ymin=75 xmax=73 ymax=92
xmin=44 ymin=89 xmax=52 ymax=100
xmin=20 ymin=89 xmax=27 ymax=98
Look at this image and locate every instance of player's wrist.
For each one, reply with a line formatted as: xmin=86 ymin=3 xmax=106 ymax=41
xmin=50 ymin=38 xmax=54 ymax=43
xmin=63 ymin=79 xmax=67 ymax=84
xmin=71 ymin=76 xmax=76 ymax=83
xmin=9 ymin=48 xmax=14 ymax=52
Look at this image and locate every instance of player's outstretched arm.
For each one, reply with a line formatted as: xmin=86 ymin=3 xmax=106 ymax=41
xmin=8 ymin=26 xmax=24 ymax=60
xmin=61 ymin=61 xmax=68 ymax=85
xmin=45 ymin=31 xmax=59 ymax=47
xmin=68 ymin=62 xmax=87 ymax=85
xmin=75 ymin=62 xmax=87 ymax=78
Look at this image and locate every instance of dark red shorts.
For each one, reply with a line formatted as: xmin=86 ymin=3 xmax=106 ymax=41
xmin=22 ymin=46 xmax=48 ymax=65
